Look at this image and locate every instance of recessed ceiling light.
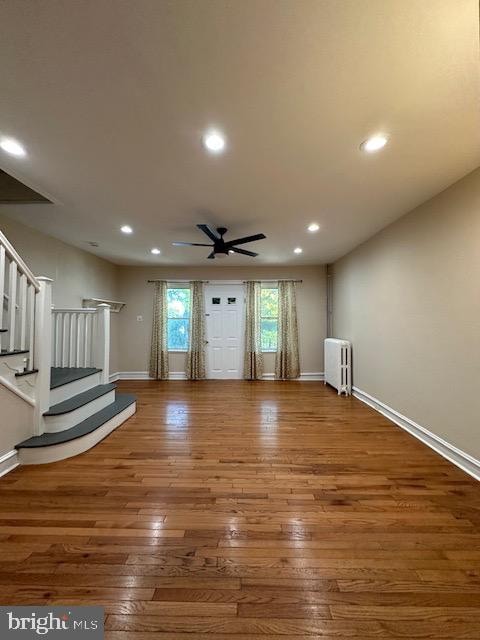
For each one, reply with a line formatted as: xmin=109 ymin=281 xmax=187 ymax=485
xmin=307 ymin=223 xmax=320 ymax=232
xmin=203 ymin=130 xmax=226 ymax=154
xmin=120 ymin=225 xmax=133 ymax=234
xmin=0 ymin=137 xmax=26 ymax=157
xmin=293 ymin=247 xmax=303 ymax=254
xmin=360 ymin=134 xmax=388 ymax=153
xmin=151 ymin=248 xmax=161 ymax=255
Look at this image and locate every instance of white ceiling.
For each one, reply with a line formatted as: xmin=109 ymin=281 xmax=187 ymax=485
xmin=0 ymin=0 xmax=479 ymax=266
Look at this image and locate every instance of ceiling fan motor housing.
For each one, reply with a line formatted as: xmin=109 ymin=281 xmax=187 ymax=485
xmin=172 ymin=224 xmax=266 ymax=259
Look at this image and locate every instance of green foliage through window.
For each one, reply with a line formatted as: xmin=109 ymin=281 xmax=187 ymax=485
xmin=167 ymin=288 xmax=190 ymax=350
xmin=260 ymin=287 xmax=278 ymax=351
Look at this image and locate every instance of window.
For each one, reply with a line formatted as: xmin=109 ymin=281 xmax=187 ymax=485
xmin=167 ymin=287 xmax=190 ymax=350
xmin=260 ymin=287 xmax=278 ymax=351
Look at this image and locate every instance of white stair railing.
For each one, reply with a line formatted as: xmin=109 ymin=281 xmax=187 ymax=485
xmin=0 ymin=230 xmax=112 ymax=438
xmin=0 ymin=231 xmax=40 ymax=369
xmin=52 ymin=308 xmax=97 ymax=368
xmin=51 ymin=304 xmax=110 ymax=383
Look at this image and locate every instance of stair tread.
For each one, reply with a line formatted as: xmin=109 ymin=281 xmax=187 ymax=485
xmin=16 ymin=393 xmax=136 ymax=449
xmin=1 ymin=349 xmax=29 ymax=356
xmin=50 ymin=367 xmax=102 ymax=389
xmin=15 ymin=368 xmax=39 ymax=377
xmin=0 ymin=329 xmax=7 ymax=332
xmin=45 ymin=383 xmax=116 ymax=416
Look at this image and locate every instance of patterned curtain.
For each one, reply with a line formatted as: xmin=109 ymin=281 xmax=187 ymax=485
xmin=244 ymin=281 xmax=264 ymax=380
xmin=149 ymin=281 xmax=169 ymax=380
xmin=186 ymin=281 xmax=206 ymax=380
xmin=275 ymin=281 xmax=300 ymax=379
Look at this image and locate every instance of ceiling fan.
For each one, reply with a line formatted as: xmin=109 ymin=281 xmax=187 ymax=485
xmin=172 ymin=224 xmax=266 ymax=259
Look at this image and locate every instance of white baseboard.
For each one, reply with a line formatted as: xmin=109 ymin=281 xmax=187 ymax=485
xmin=299 ymin=372 xmax=324 ymax=381
xmin=0 ymin=450 xmax=19 ymax=478
xmin=112 ymin=371 xmax=324 ymax=381
xmin=169 ymin=372 xmax=187 ymax=380
xmin=110 ymin=371 xmax=184 ymax=381
xmin=262 ymin=372 xmax=324 ymax=381
xmin=110 ymin=371 xmax=153 ymax=381
xmin=353 ymin=386 xmax=480 ymax=482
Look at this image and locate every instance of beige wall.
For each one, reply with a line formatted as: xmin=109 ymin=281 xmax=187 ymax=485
xmin=117 ymin=265 xmax=326 ymax=375
xmin=0 ymin=214 xmax=121 ymax=373
xmin=0 ymin=382 xmax=34 ymax=457
xmin=332 ymin=167 xmax=480 ymax=459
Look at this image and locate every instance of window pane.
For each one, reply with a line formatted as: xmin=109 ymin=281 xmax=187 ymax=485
xmin=260 ymin=288 xmax=278 ymax=350
xmin=167 ymin=288 xmax=190 ymax=318
xmin=168 ymin=318 xmax=189 ymax=350
xmin=261 ymin=319 xmax=278 ymax=351
xmin=261 ymin=288 xmax=278 ymax=318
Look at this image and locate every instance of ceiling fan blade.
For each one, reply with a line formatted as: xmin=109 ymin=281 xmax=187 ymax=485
xmin=226 ymin=233 xmax=266 ymax=247
xmin=197 ymin=224 xmax=220 ymax=242
xmin=207 ymin=251 xmax=216 ymax=259
xmin=230 ymin=247 xmax=258 ymax=257
xmin=172 ymin=242 xmax=212 ymax=247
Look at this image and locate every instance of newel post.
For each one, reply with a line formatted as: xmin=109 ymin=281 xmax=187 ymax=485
xmin=94 ymin=304 xmax=110 ymax=384
xmin=33 ymin=277 xmax=53 ymax=436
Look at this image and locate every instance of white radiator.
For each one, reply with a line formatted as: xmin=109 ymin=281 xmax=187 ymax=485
xmin=324 ymin=338 xmax=351 ymax=396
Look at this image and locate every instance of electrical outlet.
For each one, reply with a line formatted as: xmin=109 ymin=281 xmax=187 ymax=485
xmin=136 ymin=315 xmax=143 ymax=322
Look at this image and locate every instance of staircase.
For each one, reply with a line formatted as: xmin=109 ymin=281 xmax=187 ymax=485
xmin=0 ymin=230 xmax=136 ymax=468
xmin=16 ymin=368 xmax=136 ymax=464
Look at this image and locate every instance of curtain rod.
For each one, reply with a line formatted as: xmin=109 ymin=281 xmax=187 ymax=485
xmin=147 ymin=279 xmax=210 ymax=283
xmin=242 ymin=279 xmax=302 ymax=283
xmin=147 ymin=279 xmax=302 ymax=284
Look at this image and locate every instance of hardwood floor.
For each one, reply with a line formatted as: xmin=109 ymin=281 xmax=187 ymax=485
xmin=0 ymin=380 xmax=479 ymax=639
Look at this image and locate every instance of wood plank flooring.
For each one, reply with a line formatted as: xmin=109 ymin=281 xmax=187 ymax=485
xmin=0 ymin=380 xmax=479 ymax=639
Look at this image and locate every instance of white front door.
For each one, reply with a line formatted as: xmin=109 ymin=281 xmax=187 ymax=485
xmin=205 ymin=284 xmax=245 ymax=379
